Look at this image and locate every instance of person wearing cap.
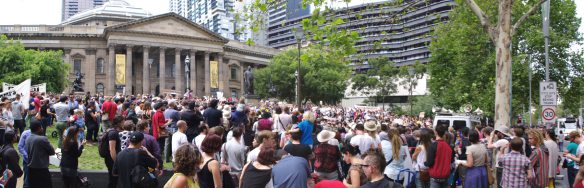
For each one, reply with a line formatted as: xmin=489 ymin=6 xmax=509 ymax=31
xmin=487 ymin=126 xmax=511 ymax=188
xmin=113 ymin=132 xmax=158 ymax=188
xmin=314 ymin=130 xmax=341 ymax=180
xmin=25 ymin=119 xmax=55 ymax=188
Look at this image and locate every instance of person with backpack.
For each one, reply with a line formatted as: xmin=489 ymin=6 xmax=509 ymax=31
xmin=100 ymin=116 xmax=123 ymax=188
xmin=0 ymin=131 xmax=22 ymax=188
xmin=25 ymin=119 xmax=55 ymax=188
xmin=113 ymin=132 xmax=158 ymax=188
xmin=424 ymin=124 xmax=454 ymax=188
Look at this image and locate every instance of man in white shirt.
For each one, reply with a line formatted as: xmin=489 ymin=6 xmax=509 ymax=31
xmin=171 ymin=120 xmax=188 ymax=162
xmin=247 ymin=130 xmax=275 ymax=163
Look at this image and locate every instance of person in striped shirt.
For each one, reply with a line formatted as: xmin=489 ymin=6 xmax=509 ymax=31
xmin=498 ymin=137 xmax=533 ymax=188
xmin=526 ymin=129 xmax=550 ymax=188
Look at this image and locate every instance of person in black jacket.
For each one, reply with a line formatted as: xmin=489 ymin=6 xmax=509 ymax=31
xmin=60 ymin=126 xmax=85 ymax=188
xmin=0 ymin=131 xmax=23 ymax=188
xmin=180 ymin=101 xmax=204 ymax=143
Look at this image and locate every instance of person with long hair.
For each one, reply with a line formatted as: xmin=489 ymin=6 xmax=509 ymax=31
xmin=544 ymin=129 xmax=560 ymax=188
xmin=461 ymin=130 xmax=488 ymax=188
xmin=0 ymin=131 xmax=22 ymax=188
xmin=526 ymin=129 xmax=550 ymax=188
xmin=382 ymin=129 xmax=410 ymax=184
xmin=197 ymin=134 xmax=223 ymax=188
xmin=412 ymin=128 xmax=433 ymax=188
xmin=164 ymin=144 xmax=202 ymax=188
xmin=342 ymin=143 xmax=366 ymax=188
xmin=574 ymin=165 xmax=584 ymax=188
xmin=60 ymin=126 xmax=86 ymax=188
xmin=239 ymin=146 xmax=276 ymax=188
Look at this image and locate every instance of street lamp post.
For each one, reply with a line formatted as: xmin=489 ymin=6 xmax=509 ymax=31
xmin=185 ymin=55 xmax=191 ymax=91
xmin=294 ymin=27 xmax=303 ymax=109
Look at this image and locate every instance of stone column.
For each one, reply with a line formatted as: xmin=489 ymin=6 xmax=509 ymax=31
xmin=217 ymin=53 xmax=224 ymax=93
xmin=125 ymin=45 xmax=133 ymax=94
xmin=240 ymin=61 xmax=245 ymax=96
xmin=142 ymin=46 xmax=150 ymax=95
xmin=204 ymin=51 xmax=210 ymax=96
xmin=159 ymin=47 xmax=167 ymax=93
xmin=85 ymin=48 xmax=97 ymax=94
xmin=64 ymin=48 xmax=72 ymax=68
xmin=107 ymin=44 xmax=116 ymax=96
xmin=190 ymin=50 xmax=197 ymax=95
xmin=175 ymin=48 xmax=183 ymax=93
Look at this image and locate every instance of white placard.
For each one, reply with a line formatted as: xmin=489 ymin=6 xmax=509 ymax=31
xmin=540 ymin=81 xmax=557 ymax=106
xmin=0 ymin=79 xmax=31 ymax=109
xmin=3 ymin=82 xmax=46 ymax=93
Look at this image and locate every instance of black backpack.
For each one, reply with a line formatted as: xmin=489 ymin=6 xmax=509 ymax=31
xmin=98 ymin=129 xmax=115 ymax=158
xmin=130 ymin=165 xmax=158 ymax=188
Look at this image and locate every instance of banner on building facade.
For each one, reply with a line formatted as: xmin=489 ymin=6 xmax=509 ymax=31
xmin=3 ymin=82 xmax=46 ymax=93
xmin=210 ymin=61 xmax=219 ymax=89
xmin=0 ymin=79 xmax=31 ymax=109
xmin=115 ymin=54 xmax=126 ymax=85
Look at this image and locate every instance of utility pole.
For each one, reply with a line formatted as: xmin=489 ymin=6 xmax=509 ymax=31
xmin=542 ymin=0 xmax=551 ymax=81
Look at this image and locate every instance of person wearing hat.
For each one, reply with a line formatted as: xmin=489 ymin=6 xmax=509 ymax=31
xmin=25 ymin=119 xmax=55 ymax=188
xmin=314 ymin=130 xmax=341 ymax=180
xmin=113 ymin=132 xmax=158 ymax=188
xmin=349 ymin=121 xmax=380 ymax=154
xmin=487 ymin=126 xmax=512 ymax=188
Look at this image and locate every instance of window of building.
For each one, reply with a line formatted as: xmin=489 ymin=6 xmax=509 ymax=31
xmin=73 ymin=59 xmax=82 ymax=74
xmin=231 ymin=89 xmax=237 ymax=98
xmin=230 ymin=67 xmax=237 ymax=80
xmin=96 ymin=58 xmax=105 ymax=74
xmin=96 ymin=83 xmax=104 ymax=95
xmin=170 ymin=64 xmax=175 ymax=78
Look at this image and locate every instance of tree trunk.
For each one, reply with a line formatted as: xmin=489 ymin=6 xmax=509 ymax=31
xmin=494 ymin=0 xmax=513 ymax=129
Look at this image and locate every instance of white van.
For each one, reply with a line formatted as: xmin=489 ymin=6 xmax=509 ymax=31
xmin=433 ymin=113 xmax=482 ymax=130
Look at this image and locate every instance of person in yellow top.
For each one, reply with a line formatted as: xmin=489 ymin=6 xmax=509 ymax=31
xmin=165 ymin=144 xmax=202 ymax=188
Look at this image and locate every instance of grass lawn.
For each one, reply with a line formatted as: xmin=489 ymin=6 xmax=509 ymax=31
xmin=38 ymin=126 xmax=173 ymax=170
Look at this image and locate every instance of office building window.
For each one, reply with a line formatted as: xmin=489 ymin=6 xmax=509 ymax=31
xmin=96 ymin=58 xmax=105 ymax=74
xmin=96 ymin=83 xmax=104 ymax=95
xmin=74 ymin=59 xmax=82 ymax=74
xmin=231 ymin=67 xmax=237 ymax=80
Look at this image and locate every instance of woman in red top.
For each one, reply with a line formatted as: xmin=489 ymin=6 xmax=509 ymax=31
xmin=152 ymin=101 xmax=171 ymax=164
xmin=575 ymin=167 xmax=584 ymax=188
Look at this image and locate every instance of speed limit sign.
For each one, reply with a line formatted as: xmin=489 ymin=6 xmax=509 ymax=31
xmin=541 ymin=106 xmax=556 ymax=123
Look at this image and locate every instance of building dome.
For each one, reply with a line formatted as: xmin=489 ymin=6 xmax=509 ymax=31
xmin=61 ymin=0 xmax=152 ymax=25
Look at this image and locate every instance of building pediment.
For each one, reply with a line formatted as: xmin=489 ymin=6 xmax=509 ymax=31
xmin=104 ymin=13 xmax=228 ymax=43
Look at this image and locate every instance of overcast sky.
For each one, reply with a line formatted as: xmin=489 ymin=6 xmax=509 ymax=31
xmin=0 ymin=0 xmax=582 ymax=49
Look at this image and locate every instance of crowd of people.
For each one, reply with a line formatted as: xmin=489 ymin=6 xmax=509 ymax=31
xmin=1 ymin=91 xmax=584 ymax=188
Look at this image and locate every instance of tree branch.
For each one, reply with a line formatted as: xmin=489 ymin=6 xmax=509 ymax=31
xmin=464 ymin=0 xmax=495 ymax=41
xmin=511 ymin=0 xmax=547 ymax=36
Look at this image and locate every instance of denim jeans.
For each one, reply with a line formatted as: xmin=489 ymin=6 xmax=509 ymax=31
xmin=568 ymin=166 xmax=578 ymax=187
xmin=430 ymin=178 xmax=449 ymax=188
xmin=22 ymin=160 xmax=29 ymax=188
xmin=416 ymin=173 xmax=430 ymax=188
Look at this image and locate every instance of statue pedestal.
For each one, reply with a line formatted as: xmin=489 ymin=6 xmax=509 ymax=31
xmin=243 ymin=95 xmax=260 ymax=106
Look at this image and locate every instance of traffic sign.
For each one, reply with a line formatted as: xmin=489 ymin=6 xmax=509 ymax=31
xmin=541 ymin=106 xmax=557 ymax=124
xmin=540 ymin=81 xmax=557 ymax=106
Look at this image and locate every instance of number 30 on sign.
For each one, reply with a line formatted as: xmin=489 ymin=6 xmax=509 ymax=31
xmin=541 ymin=106 xmax=556 ymax=124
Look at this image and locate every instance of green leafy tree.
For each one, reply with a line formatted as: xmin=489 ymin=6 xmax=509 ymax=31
xmin=0 ymin=35 xmax=69 ymax=92
xmin=429 ymin=0 xmax=582 ymax=122
xmin=254 ymin=46 xmax=351 ymax=104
